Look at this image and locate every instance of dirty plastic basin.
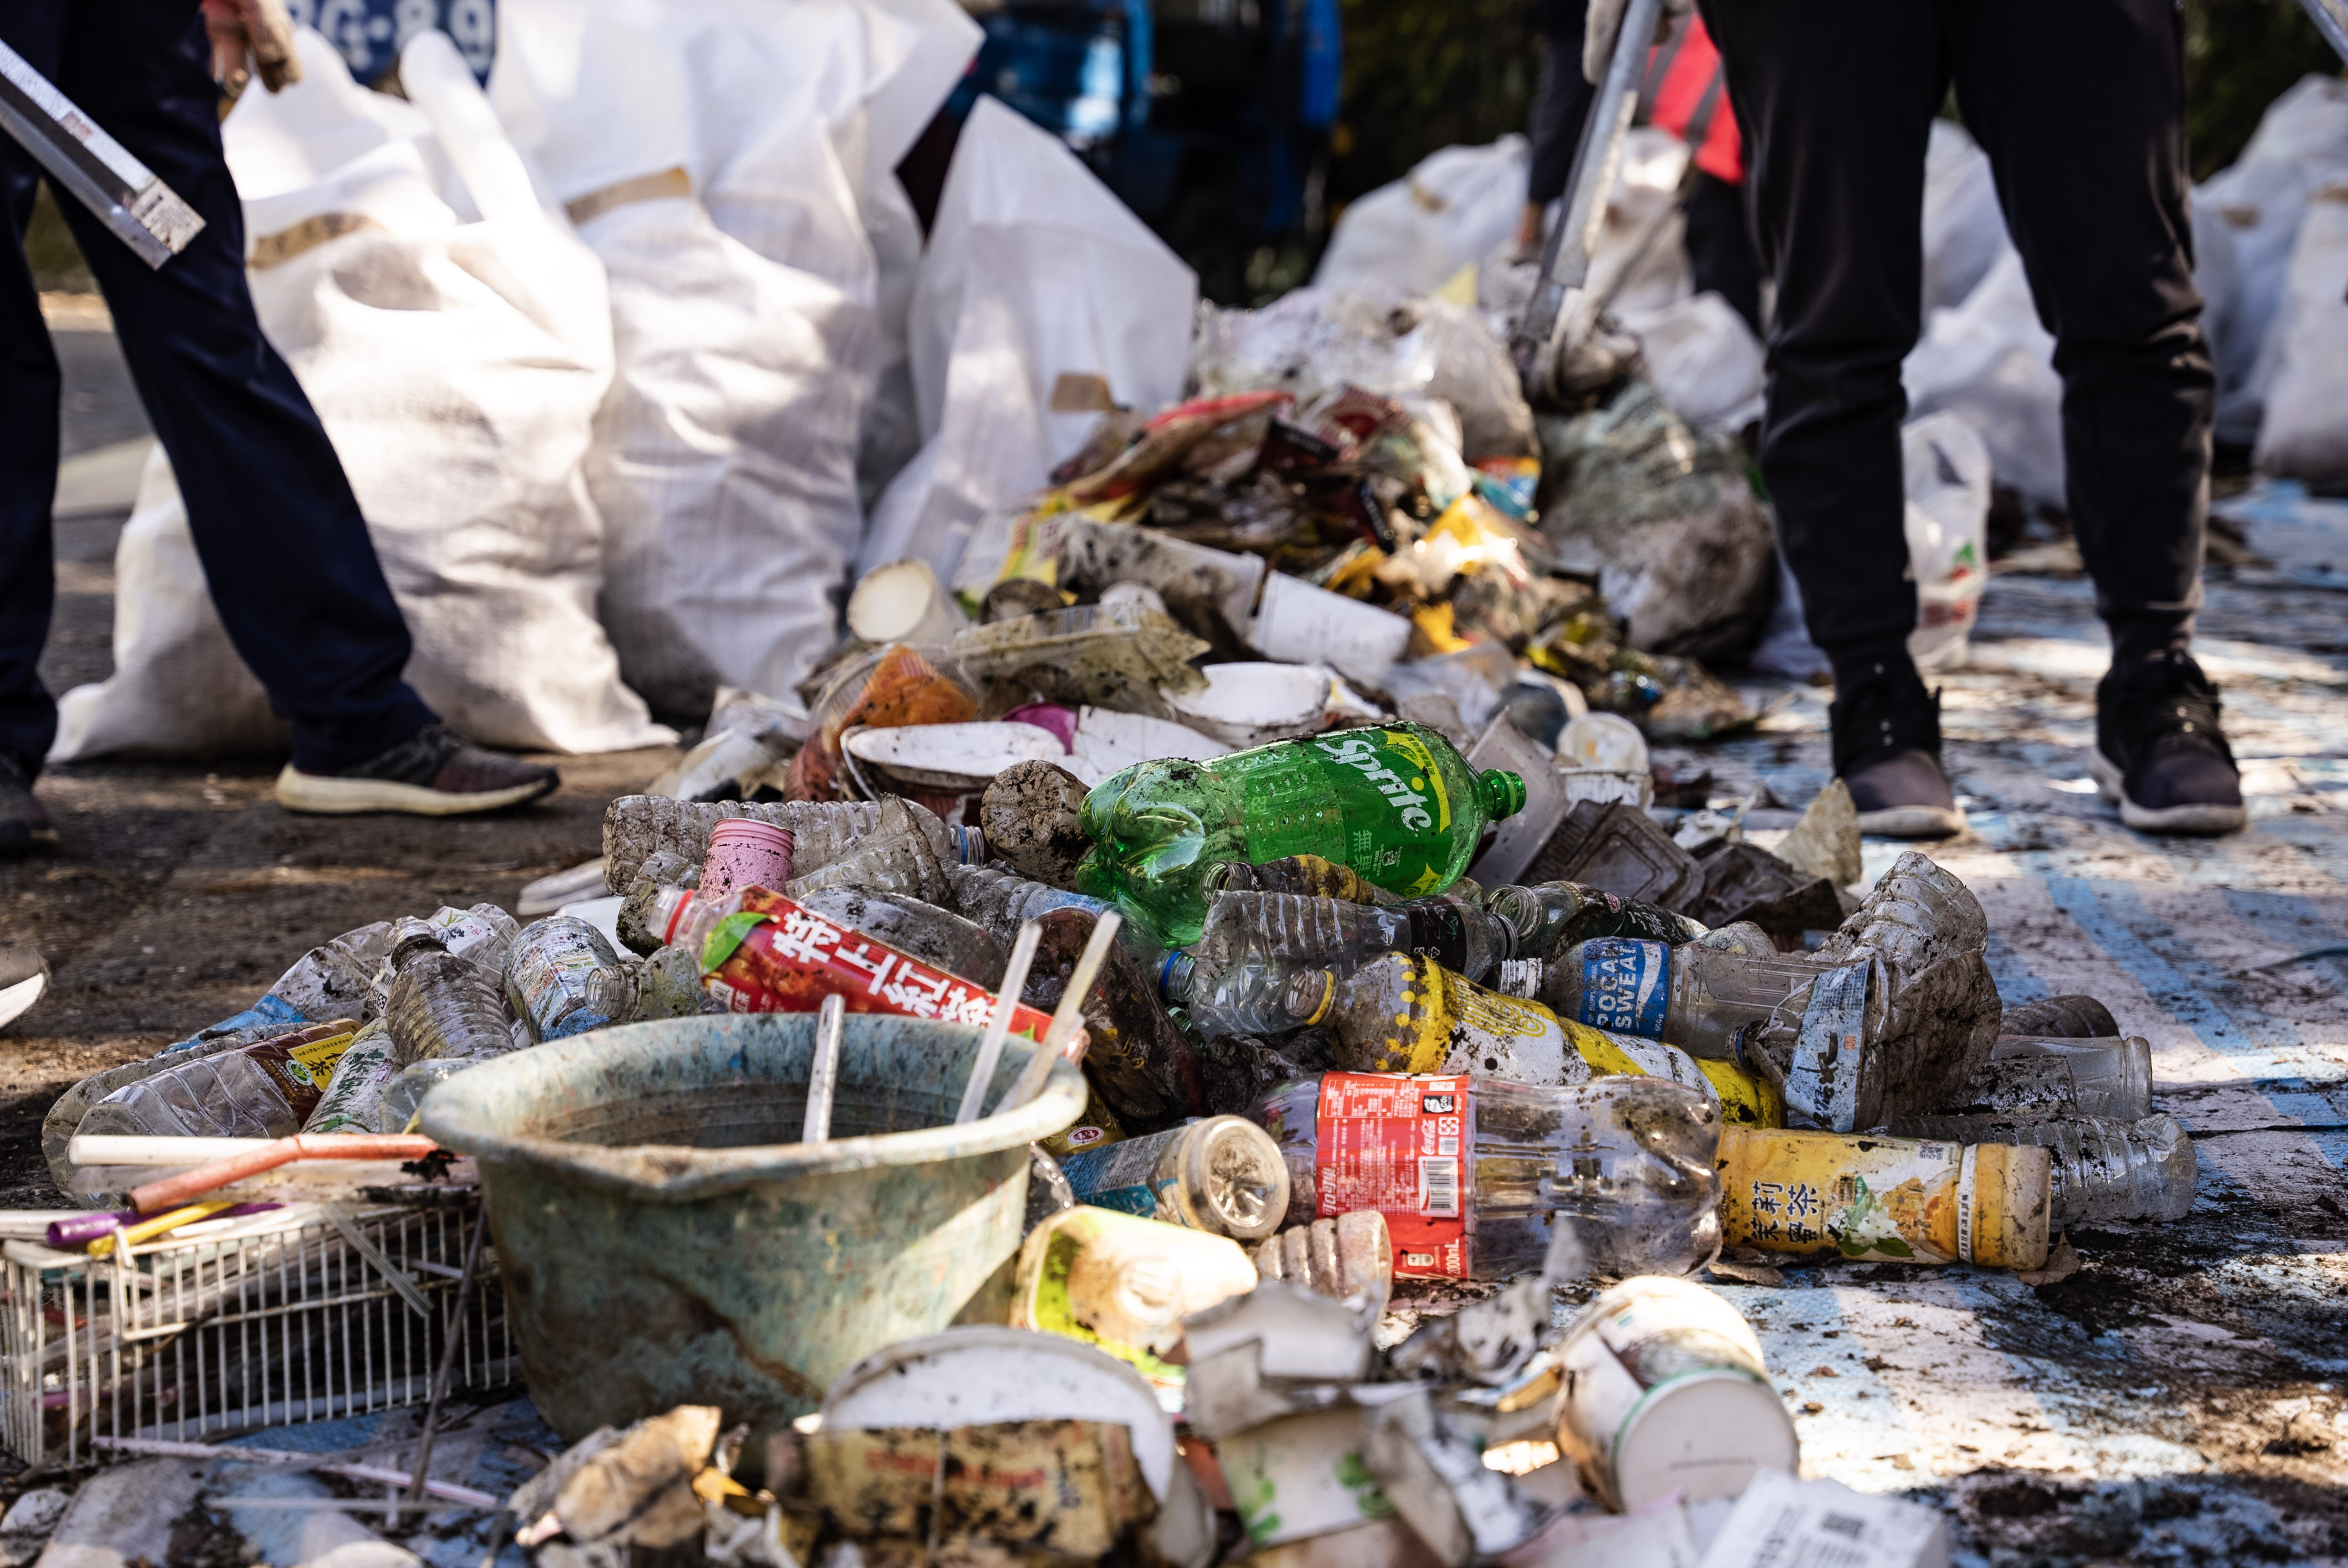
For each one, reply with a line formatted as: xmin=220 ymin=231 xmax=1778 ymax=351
xmin=419 ymin=1013 xmax=1085 ymax=1440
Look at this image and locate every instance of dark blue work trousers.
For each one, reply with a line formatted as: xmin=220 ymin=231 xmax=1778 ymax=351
xmin=0 ymin=0 xmax=435 ymax=778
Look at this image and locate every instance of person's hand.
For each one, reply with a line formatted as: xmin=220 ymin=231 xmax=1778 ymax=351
xmin=201 ymin=0 xmax=301 ymax=99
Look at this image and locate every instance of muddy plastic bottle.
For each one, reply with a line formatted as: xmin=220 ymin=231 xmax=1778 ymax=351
xmin=79 ymin=1020 xmax=360 ymax=1139
xmin=1249 ymin=1072 xmax=1722 ymax=1280
xmin=1289 ymin=952 xmax=1781 ymax=1126
xmin=1990 ymin=1035 xmax=2154 ymax=1121
xmin=1165 ymin=889 xmax=1513 ymax=1038
xmin=946 ymin=862 xmax=1113 ymax=931
xmin=1208 ymin=855 xmax=1379 ymax=905
xmin=2000 ymin=994 xmax=2118 ymax=1040
xmin=385 ymin=917 xmax=515 ymax=1065
xmin=1508 ymin=937 xmax=1824 ymax=1060
xmin=1484 ymin=881 xmax=1706 ymax=958
xmin=629 ymin=945 xmax=719 ymax=1021
xmin=505 ymin=917 xmax=637 ymax=1043
xmin=794 ymin=887 xmax=1007 ymax=989
xmin=616 ymin=851 xmax=700 ymax=956
xmin=1889 ymin=1111 xmax=2196 ymax=1227
xmin=301 ymin=1020 xmax=396 ymax=1134
xmin=601 ymin=796 xmax=977 ymax=895
xmin=1057 ymin=1116 xmax=1291 ymax=1241
xmin=784 ymin=820 xmax=948 ymax=905
xmin=1078 ymin=722 xmax=1528 ymax=946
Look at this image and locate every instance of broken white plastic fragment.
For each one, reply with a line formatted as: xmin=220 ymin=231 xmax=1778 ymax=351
xmin=844 ymin=721 xmax=1068 ymax=791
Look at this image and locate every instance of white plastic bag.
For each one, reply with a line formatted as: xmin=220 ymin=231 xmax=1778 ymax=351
xmin=862 ymin=96 xmax=1198 ymax=576
xmin=1618 ymin=291 xmax=1764 ymax=434
xmin=1902 ymin=247 xmax=2065 ymax=508
xmin=1901 ymin=411 xmax=1991 ymax=670
xmin=2253 ymin=184 xmax=2348 ymax=484
xmin=2198 ymin=75 xmax=2348 ymax=445
xmin=1312 ymin=135 xmax=1528 ymax=296
xmin=495 ymin=0 xmax=878 ymax=714
xmin=1921 ymin=120 xmax=2010 ymax=313
xmin=54 ymin=28 xmax=665 ymax=761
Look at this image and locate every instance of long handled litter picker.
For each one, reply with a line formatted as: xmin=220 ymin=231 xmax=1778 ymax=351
xmin=0 ymin=37 xmax=204 ymax=267
xmin=1510 ymin=0 xmax=1666 ymax=387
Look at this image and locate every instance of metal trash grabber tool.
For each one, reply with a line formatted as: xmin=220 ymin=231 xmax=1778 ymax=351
xmin=0 ymin=37 xmax=204 ymax=267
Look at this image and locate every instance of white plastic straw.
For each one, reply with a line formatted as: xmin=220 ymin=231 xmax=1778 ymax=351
xmin=995 ymin=911 xmax=1120 ymax=1116
xmin=804 ymin=993 xmax=846 ymax=1144
xmin=956 ymin=920 xmax=1044 ymax=1125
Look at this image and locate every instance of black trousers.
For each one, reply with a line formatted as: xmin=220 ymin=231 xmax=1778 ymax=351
xmin=1527 ymin=0 xmax=1595 ymax=207
xmin=1 ymin=1 xmax=434 ymax=777
xmin=1696 ymin=0 xmax=2215 ymax=684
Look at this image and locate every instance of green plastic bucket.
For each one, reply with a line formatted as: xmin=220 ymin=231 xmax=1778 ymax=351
xmin=419 ymin=1013 xmax=1084 ymax=1439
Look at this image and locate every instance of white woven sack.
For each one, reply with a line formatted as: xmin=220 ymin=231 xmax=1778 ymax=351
xmin=2253 ymin=183 xmax=2348 ymax=484
xmin=494 ymin=0 xmax=881 ymax=714
xmin=52 ymin=28 xmax=666 ymax=761
xmin=864 ymin=96 xmax=1198 ymax=577
xmin=1313 ymin=135 xmax=1529 ymax=296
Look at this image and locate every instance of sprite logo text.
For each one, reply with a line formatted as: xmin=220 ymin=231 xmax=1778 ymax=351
xmin=1315 ymin=732 xmax=1435 ymax=833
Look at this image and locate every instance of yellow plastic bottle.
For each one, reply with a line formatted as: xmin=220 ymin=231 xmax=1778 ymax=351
xmin=1716 ymin=1125 xmax=2051 ymax=1269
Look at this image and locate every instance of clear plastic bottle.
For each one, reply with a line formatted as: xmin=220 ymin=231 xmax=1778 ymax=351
xmin=505 ymin=916 xmax=637 ymax=1043
xmin=1484 ymin=881 xmax=1706 ymax=958
xmin=79 ymin=1019 xmax=359 ymax=1139
xmin=616 ymin=850 xmax=699 ymax=956
xmin=1056 ymin=1117 xmax=1291 ymax=1241
xmin=1249 ymin=1072 xmax=1721 ymax=1280
xmin=1208 ymin=855 xmax=1380 ymax=905
xmin=946 ymin=862 xmax=1113 ymax=931
xmin=784 ymin=821 xmax=948 ymax=904
xmin=1512 ymin=937 xmax=1824 ymax=1059
xmin=385 ymin=917 xmax=515 ymax=1065
xmin=2000 ymin=994 xmax=2118 ymax=1040
xmin=1992 ymin=1036 xmax=2153 ymax=1121
xmin=1165 ymin=889 xmax=1515 ymax=1039
xmin=1888 ymin=1111 xmax=2196 ymax=1227
xmin=300 ymin=1020 xmax=397 ymax=1134
xmin=629 ymin=945 xmax=719 ymax=1021
xmin=794 ymin=888 xmax=1006 ymax=990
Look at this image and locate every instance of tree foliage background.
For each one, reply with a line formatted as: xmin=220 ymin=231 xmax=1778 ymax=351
xmin=1331 ymin=0 xmax=2341 ymax=203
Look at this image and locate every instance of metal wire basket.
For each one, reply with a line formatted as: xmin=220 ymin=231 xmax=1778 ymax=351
xmin=1 ymin=1197 xmax=513 ymax=1472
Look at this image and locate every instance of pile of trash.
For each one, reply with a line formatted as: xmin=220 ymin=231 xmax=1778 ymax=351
xmin=32 ymin=685 xmax=2198 ymax=1560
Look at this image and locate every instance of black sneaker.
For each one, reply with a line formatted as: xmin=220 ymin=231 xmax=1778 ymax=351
xmin=0 ymin=947 xmax=48 ymax=1031
xmin=2092 ymin=649 xmax=2247 ymax=835
xmin=1830 ymin=661 xmax=1967 ymax=839
xmin=0 ymin=756 xmax=56 ymax=858
xmin=275 ymin=723 xmax=560 ymax=817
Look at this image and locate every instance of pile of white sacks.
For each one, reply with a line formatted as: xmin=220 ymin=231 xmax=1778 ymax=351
xmin=53 ymin=1 xmax=1204 ymax=761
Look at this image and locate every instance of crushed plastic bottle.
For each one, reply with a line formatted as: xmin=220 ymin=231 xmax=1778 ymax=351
xmin=1209 ymin=854 xmax=1380 ymax=904
xmin=1166 ymin=888 xmax=1513 ymax=1038
xmin=1991 ymin=1034 xmax=2154 ymax=1121
xmin=616 ymin=850 xmax=700 ymax=956
xmin=1889 ymin=1111 xmax=2196 ymax=1226
xmin=1483 ymin=881 xmax=1706 ymax=958
xmin=2000 ymin=993 xmax=2119 ymax=1040
xmin=795 ymin=887 xmax=1007 ymax=989
xmin=505 ymin=916 xmax=637 ymax=1043
xmin=1078 ymin=721 xmax=1528 ymax=945
xmin=1292 ymin=952 xmax=1780 ymax=1125
xmin=1057 ymin=1116 xmax=1290 ymax=1241
xmin=945 ymin=862 xmax=1113 ymax=932
xmin=1252 ymin=1210 xmax=1393 ymax=1298
xmin=385 ymin=917 xmax=515 ymax=1065
xmin=1505 ymin=936 xmax=1825 ymax=1060
xmin=79 ymin=1019 xmax=359 ymax=1139
xmin=1015 ymin=906 xmax=1202 ymax=1129
xmin=300 ymin=1020 xmax=395 ymax=1134
xmin=628 ymin=945 xmax=719 ymax=1022
xmin=1250 ymin=1071 xmax=1723 ymax=1280
xmin=784 ymin=819 xmax=949 ymax=905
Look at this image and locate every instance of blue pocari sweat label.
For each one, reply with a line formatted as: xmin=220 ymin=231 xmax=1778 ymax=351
xmin=1577 ymin=938 xmax=1670 ymax=1037
xmin=1057 ymin=1142 xmax=1175 ymax=1220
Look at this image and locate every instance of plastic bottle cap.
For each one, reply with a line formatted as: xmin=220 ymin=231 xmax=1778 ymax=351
xmin=1480 ymin=770 xmax=1528 ymax=819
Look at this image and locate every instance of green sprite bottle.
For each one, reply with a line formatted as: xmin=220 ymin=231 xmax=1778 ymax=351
xmin=1077 ymin=721 xmax=1527 ymax=946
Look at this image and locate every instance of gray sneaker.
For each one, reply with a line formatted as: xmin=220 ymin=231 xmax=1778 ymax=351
xmin=275 ymin=723 xmax=559 ymax=817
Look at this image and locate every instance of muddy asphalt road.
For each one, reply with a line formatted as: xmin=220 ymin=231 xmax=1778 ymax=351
xmin=3 ymin=311 xmax=2344 ymax=1565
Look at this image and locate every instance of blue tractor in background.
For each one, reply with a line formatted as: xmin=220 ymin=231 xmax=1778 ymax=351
xmin=943 ymin=0 xmax=1342 ymax=302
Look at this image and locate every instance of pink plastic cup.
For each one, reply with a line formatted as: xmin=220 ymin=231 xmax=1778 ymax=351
xmin=702 ymin=820 xmax=795 ymax=900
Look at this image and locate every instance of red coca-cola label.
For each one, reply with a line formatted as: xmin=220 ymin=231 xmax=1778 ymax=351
xmin=707 ymin=889 xmax=1064 ymax=1046
xmin=1315 ymin=1071 xmax=1472 ymax=1280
